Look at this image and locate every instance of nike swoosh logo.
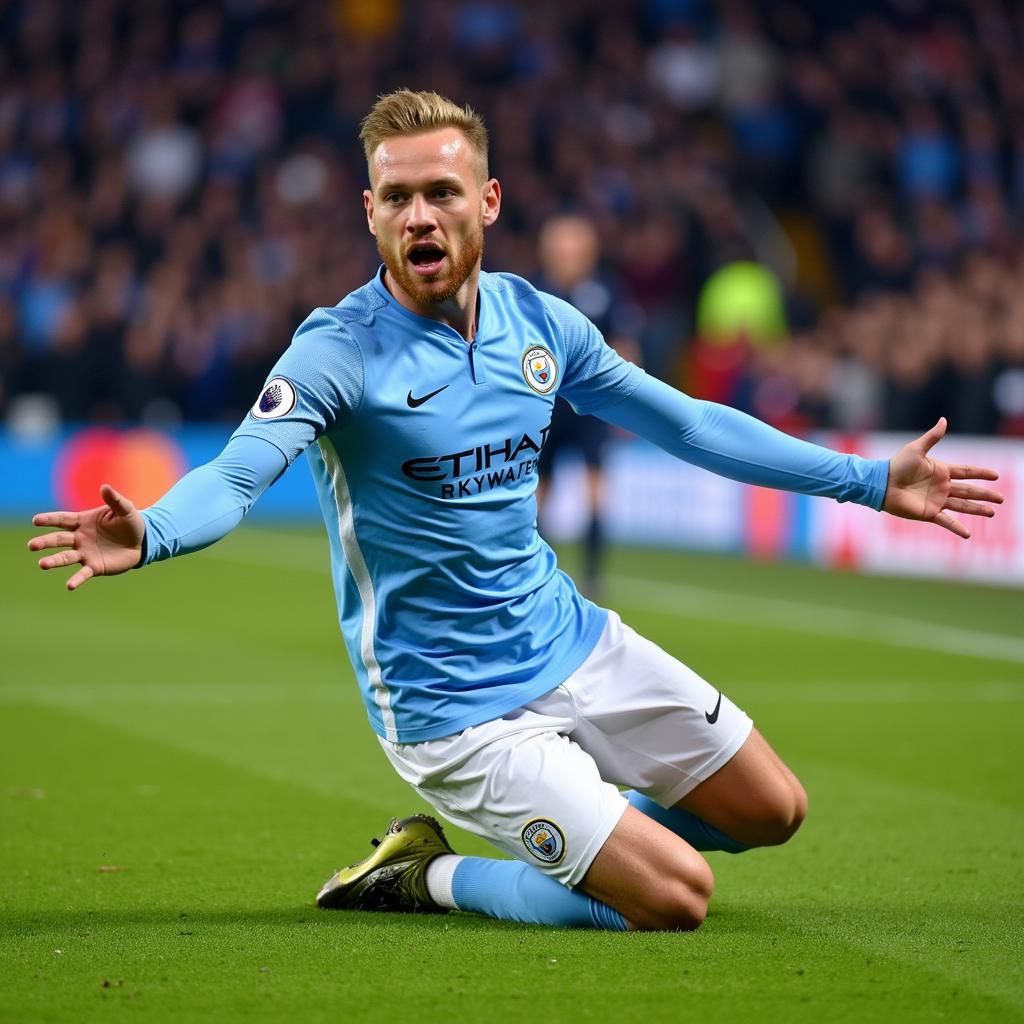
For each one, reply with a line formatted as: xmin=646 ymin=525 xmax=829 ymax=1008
xmin=407 ymin=384 xmax=449 ymax=408
xmin=705 ymin=691 xmax=722 ymax=724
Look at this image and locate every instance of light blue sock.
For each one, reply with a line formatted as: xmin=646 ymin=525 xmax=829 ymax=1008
xmin=451 ymin=858 xmax=628 ymax=931
xmin=626 ymin=791 xmax=750 ymax=853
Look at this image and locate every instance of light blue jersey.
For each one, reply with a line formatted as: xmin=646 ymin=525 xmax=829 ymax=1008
xmin=231 ymin=269 xmax=639 ymax=742
xmin=141 ymin=267 xmax=889 ymax=743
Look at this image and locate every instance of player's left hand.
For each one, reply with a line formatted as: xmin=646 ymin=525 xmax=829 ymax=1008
xmin=883 ymin=418 xmax=1003 ymax=539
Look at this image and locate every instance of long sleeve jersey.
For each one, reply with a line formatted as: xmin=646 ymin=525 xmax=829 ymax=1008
xmin=141 ymin=268 xmax=889 ymax=742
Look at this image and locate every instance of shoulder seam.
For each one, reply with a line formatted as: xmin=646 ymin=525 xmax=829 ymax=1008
xmin=334 ymin=288 xmax=387 ymax=326
xmin=482 ymin=271 xmax=538 ymax=300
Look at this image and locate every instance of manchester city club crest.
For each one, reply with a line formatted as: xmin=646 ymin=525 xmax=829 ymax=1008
xmin=250 ymin=377 xmax=297 ymax=420
xmin=522 ymin=346 xmax=558 ymax=395
xmin=521 ymin=818 xmax=566 ymax=864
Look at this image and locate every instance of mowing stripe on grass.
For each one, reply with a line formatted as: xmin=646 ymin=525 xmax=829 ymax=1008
xmin=203 ymin=532 xmax=1024 ymax=665
xmin=1 ymin=679 xmax=1020 ymax=706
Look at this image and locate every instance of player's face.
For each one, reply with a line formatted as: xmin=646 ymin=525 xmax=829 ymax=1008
xmin=364 ymin=128 xmax=501 ymax=310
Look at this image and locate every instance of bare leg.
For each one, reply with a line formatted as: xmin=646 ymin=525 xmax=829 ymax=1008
xmin=675 ymin=728 xmax=807 ymax=848
xmin=577 ymin=729 xmax=805 ymax=930
xmin=578 ymin=805 xmax=714 ymax=931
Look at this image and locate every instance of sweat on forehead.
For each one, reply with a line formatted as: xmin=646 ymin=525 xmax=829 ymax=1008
xmin=368 ymin=129 xmax=488 ymax=186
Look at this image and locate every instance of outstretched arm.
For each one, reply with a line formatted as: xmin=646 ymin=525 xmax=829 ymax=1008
xmin=587 ymin=375 xmax=1002 ymax=528
xmin=28 ymin=434 xmax=287 ymax=590
xmin=550 ymin=291 xmax=1003 ymax=530
xmin=27 ymin=309 xmax=366 ymax=591
xmin=593 ymin=374 xmax=890 ymax=506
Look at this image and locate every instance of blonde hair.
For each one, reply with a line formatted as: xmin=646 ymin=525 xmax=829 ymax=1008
xmin=360 ymin=89 xmax=489 ymax=179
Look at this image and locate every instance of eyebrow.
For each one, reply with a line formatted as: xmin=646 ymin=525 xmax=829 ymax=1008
xmin=375 ymin=176 xmax=465 ymax=194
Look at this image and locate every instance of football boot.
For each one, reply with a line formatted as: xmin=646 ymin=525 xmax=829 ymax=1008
xmin=316 ymin=814 xmax=456 ymax=913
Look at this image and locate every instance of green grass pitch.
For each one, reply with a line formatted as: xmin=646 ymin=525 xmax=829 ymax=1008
xmin=2 ymin=522 xmax=1022 ymax=1022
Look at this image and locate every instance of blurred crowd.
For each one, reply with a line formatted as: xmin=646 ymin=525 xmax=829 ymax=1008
xmin=2 ymin=0 xmax=1024 ymax=434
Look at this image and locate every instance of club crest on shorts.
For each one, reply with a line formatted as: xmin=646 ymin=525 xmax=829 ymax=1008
xmin=250 ymin=377 xmax=296 ymax=420
xmin=522 ymin=346 xmax=558 ymax=395
xmin=521 ymin=819 xmax=565 ymax=864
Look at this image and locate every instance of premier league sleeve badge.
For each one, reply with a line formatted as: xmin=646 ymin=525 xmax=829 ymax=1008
xmin=250 ymin=377 xmax=297 ymax=420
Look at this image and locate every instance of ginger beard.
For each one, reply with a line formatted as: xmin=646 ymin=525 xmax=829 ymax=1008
xmin=377 ymin=211 xmax=485 ymax=307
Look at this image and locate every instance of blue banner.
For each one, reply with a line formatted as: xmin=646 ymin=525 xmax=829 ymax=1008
xmin=0 ymin=426 xmax=320 ymax=519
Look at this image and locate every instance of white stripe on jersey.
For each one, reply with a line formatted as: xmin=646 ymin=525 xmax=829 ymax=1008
xmin=317 ymin=436 xmax=397 ymax=741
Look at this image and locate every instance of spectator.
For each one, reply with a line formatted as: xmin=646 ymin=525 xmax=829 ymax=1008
xmin=0 ymin=0 xmax=1021 ymax=435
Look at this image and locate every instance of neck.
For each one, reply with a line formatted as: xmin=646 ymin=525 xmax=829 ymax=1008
xmin=383 ymin=266 xmax=480 ymax=342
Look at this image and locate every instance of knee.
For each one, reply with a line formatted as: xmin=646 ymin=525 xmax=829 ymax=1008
xmin=759 ymin=778 xmax=808 ymax=846
xmin=780 ymin=778 xmax=808 ymax=841
xmin=729 ymin=777 xmax=808 ymax=848
xmin=629 ymin=857 xmax=714 ymax=932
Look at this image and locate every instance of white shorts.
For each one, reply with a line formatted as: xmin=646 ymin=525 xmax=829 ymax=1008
xmin=379 ymin=610 xmax=752 ymax=887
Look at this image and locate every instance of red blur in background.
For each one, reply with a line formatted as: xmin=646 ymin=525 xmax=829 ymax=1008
xmin=54 ymin=428 xmax=187 ymax=510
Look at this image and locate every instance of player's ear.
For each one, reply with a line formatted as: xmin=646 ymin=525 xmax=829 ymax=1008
xmin=363 ymin=189 xmax=377 ymax=236
xmin=482 ymin=178 xmax=501 ymax=227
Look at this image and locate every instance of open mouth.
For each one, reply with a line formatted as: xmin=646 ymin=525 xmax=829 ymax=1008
xmin=407 ymin=244 xmax=447 ymax=276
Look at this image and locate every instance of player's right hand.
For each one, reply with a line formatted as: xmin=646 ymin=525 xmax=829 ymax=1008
xmin=27 ymin=484 xmax=145 ymax=591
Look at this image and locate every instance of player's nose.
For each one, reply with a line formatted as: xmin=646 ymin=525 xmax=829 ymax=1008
xmin=406 ymin=193 xmax=436 ymax=230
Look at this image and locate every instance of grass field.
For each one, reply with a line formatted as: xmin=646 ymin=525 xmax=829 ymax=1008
xmin=2 ymin=522 xmax=1023 ymax=1023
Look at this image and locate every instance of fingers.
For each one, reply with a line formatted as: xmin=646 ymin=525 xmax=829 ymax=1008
xmin=38 ymin=549 xmax=83 ymax=571
xmin=31 ymin=510 xmax=79 ymax=529
xmin=27 ymin=531 xmax=76 ymax=552
xmin=944 ymin=497 xmax=996 ymax=518
xmin=948 ymin=482 xmax=1004 ymax=504
xmin=913 ymin=417 xmax=947 ymax=455
xmin=948 ymin=465 xmax=1000 ymax=482
xmin=101 ymin=484 xmax=136 ymax=517
xmin=67 ymin=565 xmax=95 ymax=591
xmin=934 ymin=510 xmax=971 ymax=540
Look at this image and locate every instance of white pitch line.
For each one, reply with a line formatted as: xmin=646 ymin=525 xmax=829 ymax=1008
xmin=609 ymin=576 xmax=1024 ymax=665
xmin=202 ymin=531 xmax=1024 ymax=666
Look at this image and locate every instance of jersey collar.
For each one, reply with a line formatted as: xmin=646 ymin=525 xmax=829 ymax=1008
xmin=370 ymin=265 xmax=488 ymax=345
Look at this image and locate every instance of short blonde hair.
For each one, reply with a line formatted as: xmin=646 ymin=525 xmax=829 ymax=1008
xmin=360 ymin=89 xmax=489 ymax=179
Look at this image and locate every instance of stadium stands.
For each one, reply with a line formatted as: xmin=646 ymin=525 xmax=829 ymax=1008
xmin=1 ymin=0 xmax=1022 ymax=433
